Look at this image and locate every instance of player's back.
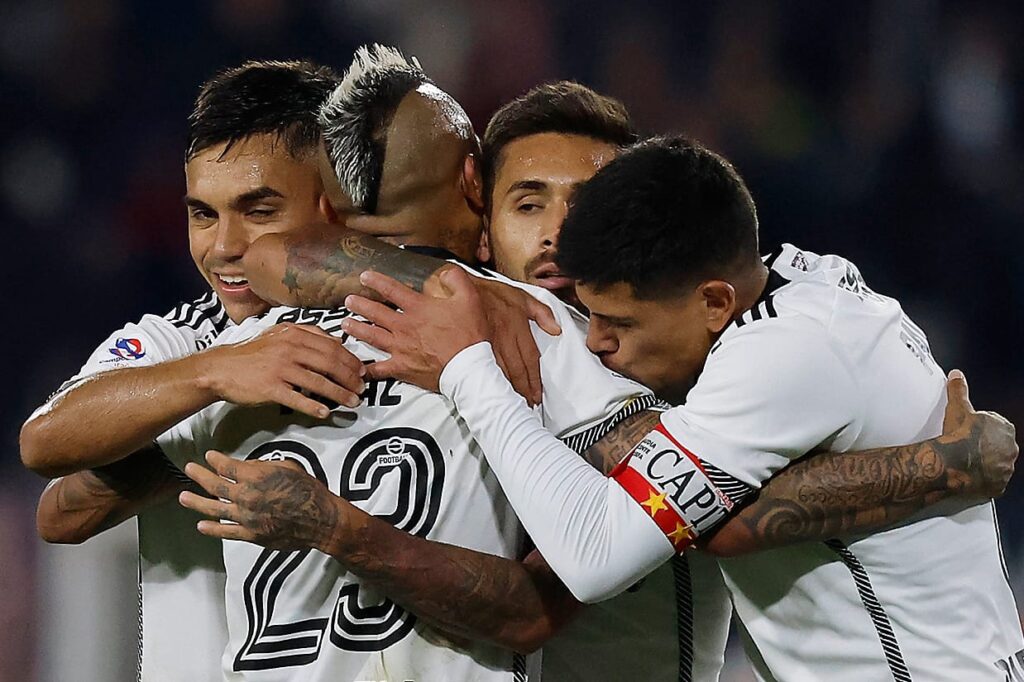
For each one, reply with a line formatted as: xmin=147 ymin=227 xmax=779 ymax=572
xmin=182 ymin=306 xmax=532 ymax=682
xmin=714 ymin=245 xmax=1023 ymax=680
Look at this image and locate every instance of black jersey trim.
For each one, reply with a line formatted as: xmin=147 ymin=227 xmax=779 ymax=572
xmin=672 ymin=555 xmax=695 ymax=682
xmin=560 ymin=394 xmax=669 ymax=454
xmin=136 ymin=557 xmax=144 ymax=682
xmin=164 ymin=291 xmax=230 ymax=334
xmin=512 ymin=652 xmax=528 ymax=682
xmin=702 ymin=462 xmax=755 ymax=506
xmin=825 ymin=539 xmax=912 ymax=682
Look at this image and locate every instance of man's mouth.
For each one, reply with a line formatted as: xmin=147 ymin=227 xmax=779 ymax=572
xmin=214 ymin=273 xmax=251 ymax=293
xmin=531 ymin=263 xmax=574 ymax=291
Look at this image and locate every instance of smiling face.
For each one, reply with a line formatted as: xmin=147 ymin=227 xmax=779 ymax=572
xmin=185 ymin=134 xmax=323 ymax=323
xmin=483 ymin=132 xmax=617 ymax=308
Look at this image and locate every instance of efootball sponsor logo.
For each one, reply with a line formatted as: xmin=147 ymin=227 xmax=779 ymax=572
xmin=108 ymin=337 xmax=146 ymax=360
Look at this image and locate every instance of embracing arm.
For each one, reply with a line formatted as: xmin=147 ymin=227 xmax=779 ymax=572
xmin=243 ymin=224 xmax=450 ymax=308
xmin=20 ymin=324 xmax=363 ymax=478
xmin=180 ymin=452 xmax=579 ymax=653
xmin=579 ymin=377 xmax=1016 ymax=558
xmin=37 ymin=447 xmax=185 ymax=544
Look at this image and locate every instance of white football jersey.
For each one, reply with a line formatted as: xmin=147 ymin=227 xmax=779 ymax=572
xmin=54 ymin=291 xmax=232 ymax=682
xmin=643 ymin=245 xmax=1023 ymax=681
xmin=542 ymin=551 xmax=730 ymax=682
xmin=163 ymin=275 xmax=656 ymax=682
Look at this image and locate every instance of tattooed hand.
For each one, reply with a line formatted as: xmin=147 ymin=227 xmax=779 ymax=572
xmin=179 ymin=450 xmax=345 ymax=552
xmin=937 ymin=369 xmax=1017 ymax=499
xmin=344 ymin=268 xmax=560 ymax=405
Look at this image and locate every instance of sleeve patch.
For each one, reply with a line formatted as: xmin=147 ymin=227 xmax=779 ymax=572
xmin=613 ymin=424 xmax=734 ymax=552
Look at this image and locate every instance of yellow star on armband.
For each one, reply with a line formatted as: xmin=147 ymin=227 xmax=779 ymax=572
xmin=640 ymin=490 xmax=669 ymax=517
xmin=668 ymin=522 xmax=694 ymax=547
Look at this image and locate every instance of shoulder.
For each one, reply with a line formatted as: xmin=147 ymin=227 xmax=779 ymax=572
xmin=161 ymin=291 xmax=232 ymax=349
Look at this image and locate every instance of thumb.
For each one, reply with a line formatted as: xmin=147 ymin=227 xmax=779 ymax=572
xmin=943 ymin=369 xmax=972 ymax=427
xmin=439 ymin=266 xmax=475 ymax=298
xmin=527 ymin=297 xmax=562 ymax=336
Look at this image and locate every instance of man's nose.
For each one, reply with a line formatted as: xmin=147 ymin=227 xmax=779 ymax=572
xmin=539 ymin=202 xmax=569 ymax=249
xmin=212 ymin=214 xmax=248 ymax=261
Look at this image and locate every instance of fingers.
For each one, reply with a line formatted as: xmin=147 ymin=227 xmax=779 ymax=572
xmin=342 ymin=295 xmax=404 ymax=332
xmin=363 ymin=359 xmax=400 ymax=381
xmin=526 ymin=296 xmax=562 ymax=336
xmin=196 ymin=519 xmax=255 ymax=542
xmin=206 ymin=450 xmax=240 ymax=481
xmin=359 ymin=271 xmax=422 ymax=310
xmin=179 ymin=490 xmax=238 ymax=522
xmin=184 ymin=460 xmax=235 ymax=500
xmin=292 ymin=326 xmax=366 ymax=377
xmin=946 ymin=369 xmax=972 ymax=410
xmin=341 ymin=318 xmax=394 ymax=352
xmin=517 ymin=327 xmax=544 ymax=406
xmin=291 ymin=368 xmax=361 ymax=409
xmin=273 ymin=385 xmax=333 ymax=419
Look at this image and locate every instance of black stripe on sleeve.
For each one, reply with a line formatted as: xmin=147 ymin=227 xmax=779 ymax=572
xmin=560 ymin=394 xmax=669 ymax=454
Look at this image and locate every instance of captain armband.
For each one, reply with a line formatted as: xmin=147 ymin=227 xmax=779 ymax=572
xmin=611 ymin=424 xmax=742 ymax=553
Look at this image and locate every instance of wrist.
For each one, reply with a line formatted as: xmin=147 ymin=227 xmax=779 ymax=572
xmin=317 ymin=494 xmax=358 ymax=558
xmin=187 ymin=347 xmax=227 ymax=404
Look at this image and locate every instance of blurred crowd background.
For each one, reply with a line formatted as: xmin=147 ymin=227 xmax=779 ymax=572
xmin=2 ymin=1 xmax=1022 ymax=679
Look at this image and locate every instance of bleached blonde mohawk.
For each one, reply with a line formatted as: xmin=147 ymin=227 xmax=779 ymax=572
xmin=319 ymin=44 xmax=428 ymax=211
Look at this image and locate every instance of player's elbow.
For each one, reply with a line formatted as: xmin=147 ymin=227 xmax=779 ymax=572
xmin=36 ymin=485 xmax=87 ymax=545
xmin=20 ymin=416 xmax=61 ymax=478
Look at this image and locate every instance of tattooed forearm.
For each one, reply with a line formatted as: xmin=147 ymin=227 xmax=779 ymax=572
xmin=579 ymin=409 xmax=661 ymax=475
xmin=707 ymin=423 xmax=987 ymax=555
xmin=283 ymin=231 xmax=445 ymax=308
xmin=38 ymin=447 xmax=182 ymax=543
xmin=232 ymin=464 xmax=342 ymax=551
xmin=324 ymin=509 xmax=578 ymax=652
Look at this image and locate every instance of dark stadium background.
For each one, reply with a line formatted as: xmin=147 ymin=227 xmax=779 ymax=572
xmin=2 ymin=1 xmax=1022 ymax=679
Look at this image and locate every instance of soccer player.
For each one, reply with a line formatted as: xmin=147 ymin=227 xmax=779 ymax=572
xmin=196 ymin=53 xmax=1018 ymax=680
xmin=344 ymin=136 xmax=1024 ymax=680
xmin=20 ymin=60 xmax=364 ymax=679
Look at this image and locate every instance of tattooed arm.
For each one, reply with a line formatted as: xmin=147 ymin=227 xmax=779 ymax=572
xmin=37 ymin=447 xmax=185 ymax=544
xmin=243 ymin=224 xmax=448 ymax=308
xmin=577 ymin=373 xmax=1016 ymax=557
xmin=702 ymin=372 xmax=1017 ymax=556
xmin=179 ymin=451 xmax=578 ymax=652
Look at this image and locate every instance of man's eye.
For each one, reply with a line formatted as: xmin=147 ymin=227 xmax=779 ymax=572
xmin=516 ymin=203 xmax=542 ymax=214
xmin=248 ymin=208 xmax=277 ymax=219
xmin=190 ymin=209 xmax=215 ymax=221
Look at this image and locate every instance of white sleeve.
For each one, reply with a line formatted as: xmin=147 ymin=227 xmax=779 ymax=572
xmin=39 ymin=313 xmax=212 ymax=472
xmin=48 ymin=315 xmax=201 ymax=401
xmin=658 ymin=319 xmax=861 ymax=489
xmin=441 ymin=342 xmax=674 ymax=604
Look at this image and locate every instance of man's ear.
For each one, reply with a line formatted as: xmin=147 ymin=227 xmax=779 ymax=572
xmin=460 ymin=153 xmax=484 ymax=214
xmin=699 ymin=280 xmax=738 ymax=334
xmin=319 ymin=193 xmax=338 ymax=223
xmin=477 ymin=219 xmax=492 ymax=264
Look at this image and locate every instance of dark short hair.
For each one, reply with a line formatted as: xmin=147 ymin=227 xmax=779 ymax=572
xmin=186 ymin=59 xmax=340 ymax=162
xmin=481 ymin=81 xmax=638 ymax=210
xmin=319 ymin=44 xmax=433 ymax=213
xmin=557 ymin=136 xmax=760 ymax=299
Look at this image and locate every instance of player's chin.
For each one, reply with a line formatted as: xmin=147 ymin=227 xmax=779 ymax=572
xmin=222 ymin=298 xmax=272 ymax=325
